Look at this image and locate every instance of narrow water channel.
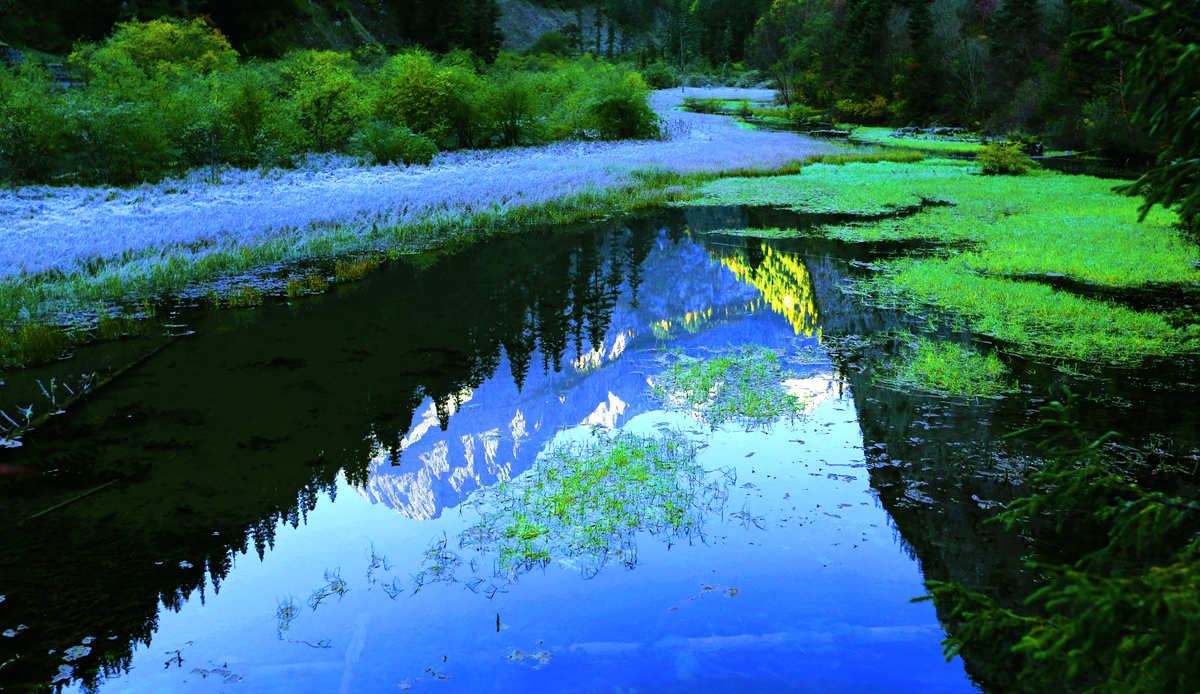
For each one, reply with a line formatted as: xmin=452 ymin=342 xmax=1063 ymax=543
xmin=1 ymin=209 xmax=1195 ymax=692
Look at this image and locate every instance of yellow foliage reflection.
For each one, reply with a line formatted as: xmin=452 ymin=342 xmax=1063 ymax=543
xmin=718 ymin=245 xmax=821 ymax=338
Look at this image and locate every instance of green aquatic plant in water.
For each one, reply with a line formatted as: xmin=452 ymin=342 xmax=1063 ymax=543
xmin=874 ymin=334 xmax=1013 ymax=399
xmin=442 ymin=430 xmax=724 ymax=582
xmin=650 ymin=346 xmax=805 ymax=429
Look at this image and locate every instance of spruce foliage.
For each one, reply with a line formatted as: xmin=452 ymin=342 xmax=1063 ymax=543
xmin=921 ymin=392 xmax=1200 ymax=692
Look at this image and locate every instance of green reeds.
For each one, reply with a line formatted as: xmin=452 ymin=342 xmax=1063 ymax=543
xmin=650 ymin=346 xmax=805 ymax=428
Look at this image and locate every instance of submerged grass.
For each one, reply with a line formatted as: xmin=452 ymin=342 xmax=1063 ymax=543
xmin=650 ymin=346 xmax=805 ymax=428
xmin=0 ymin=324 xmax=74 ymax=369
xmin=285 ymin=274 xmax=330 ymax=297
xmin=454 ymin=430 xmax=721 ymax=579
xmin=333 ymin=258 xmax=382 ymax=283
xmin=687 ymin=160 xmax=1200 ymax=364
xmin=874 ymin=334 xmax=1014 ymax=398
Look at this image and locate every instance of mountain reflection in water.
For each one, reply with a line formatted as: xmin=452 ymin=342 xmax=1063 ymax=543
xmin=0 ymin=209 xmax=978 ymax=693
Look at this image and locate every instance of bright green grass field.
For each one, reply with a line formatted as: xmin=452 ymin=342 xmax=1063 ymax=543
xmin=689 ymin=161 xmax=1200 ymax=364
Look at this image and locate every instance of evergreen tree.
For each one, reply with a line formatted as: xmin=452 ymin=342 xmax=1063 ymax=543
xmin=1100 ymin=0 xmax=1200 ymax=232
xmin=903 ymin=0 xmax=937 ymax=122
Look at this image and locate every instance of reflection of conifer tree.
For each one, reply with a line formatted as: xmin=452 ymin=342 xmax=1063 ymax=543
xmin=502 ymin=310 xmax=536 ymax=392
xmin=571 ymin=238 xmax=600 ymax=359
xmin=535 ymin=252 xmax=573 ymax=374
xmin=624 ymin=218 xmax=657 ymax=307
xmin=746 ymin=237 xmax=765 ymax=274
xmin=0 ymin=221 xmax=662 ymax=691
xmin=434 ymin=393 xmax=452 ymax=431
xmin=587 ymin=239 xmax=625 ymax=353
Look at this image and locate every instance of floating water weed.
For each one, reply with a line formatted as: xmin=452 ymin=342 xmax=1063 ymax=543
xmin=95 ymin=302 xmax=156 ymax=340
xmin=426 ymin=430 xmax=721 ymax=585
xmin=650 ymin=346 xmax=805 ymax=429
xmin=275 ymin=597 xmax=298 ymax=637
xmin=412 ymin=536 xmax=464 ymax=593
xmin=805 ymin=152 xmax=926 ymax=166
xmin=307 ymin=570 xmax=349 ymax=611
xmin=689 ymin=161 xmax=1200 ymax=363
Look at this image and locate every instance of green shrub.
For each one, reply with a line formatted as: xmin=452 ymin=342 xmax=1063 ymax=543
xmin=527 ymin=31 xmax=572 ymax=56
xmin=439 ymin=64 xmax=486 ymax=148
xmin=681 ymin=97 xmax=723 ymax=114
xmin=281 ymin=50 xmax=367 ymax=151
xmin=1081 ymin=96 xmax=1154 ymax=161
xmin=350 ymin=121 xmax=439 ymax=165
xmin=786 ymin=103 xmax=820 ymax=127
xmin=0 ymin=47 xmax=659 ymax=185
xmin=215 ymin=66 xmax=280 ymax=167
xmin=70 ymin=93 xmax=175 ymax=184
xmin=75 ymin=17 xmax=237 ymax=77
xmin=482 ymin=69 xmax=542 ymax=146
xmin=979 ymin=142 xmax=1037 ymax=175
xmin=374 ymin=51 xmax=458 ymax=140
xmin=0 ymin=65 xmax=71 ymax=181
xmin=582 ymin=73 xmax=660 ymax=140
xmin=640 ymin=61 xmax=679 ymax=89
xmin=833 ymin=95 xmax=891 ymax=124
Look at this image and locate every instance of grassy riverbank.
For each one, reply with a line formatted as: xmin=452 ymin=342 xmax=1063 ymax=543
xmin=688 ymin=159 xmax=1200 ymax=367
xmin=0 ymin=180 xmax=687 ymax=368
xmin=5 ymin=131 xmax=1197 ymax=380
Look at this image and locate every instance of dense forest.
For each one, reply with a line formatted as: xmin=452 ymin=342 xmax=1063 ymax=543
xmin=0 ymin=0 xmax=1170 ymax=159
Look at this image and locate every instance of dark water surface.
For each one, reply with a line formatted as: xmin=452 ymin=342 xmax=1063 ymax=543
xmin=1 ymin=208 xmax=1195 ymax=692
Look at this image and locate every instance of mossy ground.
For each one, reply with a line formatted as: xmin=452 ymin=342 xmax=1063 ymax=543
xmin=687 ymin=161 xmax=1200 ymax=365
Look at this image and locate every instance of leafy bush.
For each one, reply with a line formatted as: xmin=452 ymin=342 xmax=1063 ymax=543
xmin=0 ymin=65 xmax=71 ymax=181
xmin=1081 ymin=96 xmax=1154 ymax=162
xmin=73 ymin=17 xmax=237 ymax=76
xmin=681 ymin=97 xmax=723 ymax=114
xmin=582 ymin=73 xmax=660 ymax=140
xmin=281 ymin=50 xmax=367 ymax=152
xmin=482 ymin=69 xmax=540 ymax=146
xmin=640 ymin=61 xmax=679 ymax=89
xmin=833 ymin=95 xmax=890 ymax=124
xmin=786 ymin=103 xmax=821 ymax=127
xmin=374 ymin=51 xmax=459 ymax=141
xmin=0 ymin=36 xmax=658 ymax=185
xmin=527 ymin=31 xmax=572 ymax=57
xmin=216 ymin=66 xmax=283 ymax=167
xmin=979 ymin=142 xmax=1038 ymax=175
xmin=350 ymin=121 xmax=439 ymax=166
